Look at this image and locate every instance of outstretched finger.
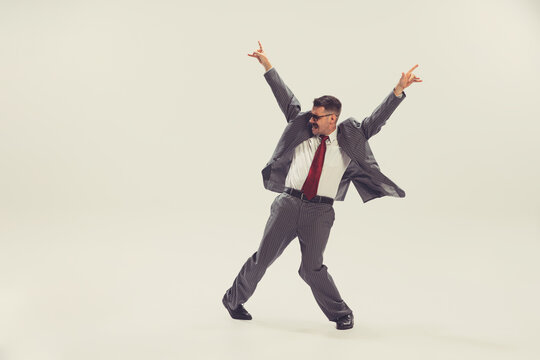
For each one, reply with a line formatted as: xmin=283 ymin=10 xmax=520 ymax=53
xmin=407 ymin=64 xmax=419 ymax=74
xmin=258 ymin=40 xmax=263 ymax=52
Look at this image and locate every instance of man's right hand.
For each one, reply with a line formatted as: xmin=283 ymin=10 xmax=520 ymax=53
xmin=248 ymin=41 xmax=272 ymax=72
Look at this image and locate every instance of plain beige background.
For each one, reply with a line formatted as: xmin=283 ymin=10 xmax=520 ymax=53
xmin=1 ymin=0 xmax=539 ymax=359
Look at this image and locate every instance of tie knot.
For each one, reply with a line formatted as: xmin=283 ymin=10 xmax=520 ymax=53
xmin=320 ymin=135 xmax=329 ymax=143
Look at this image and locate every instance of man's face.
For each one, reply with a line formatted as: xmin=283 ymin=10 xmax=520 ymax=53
xmin=309 ymin=106 xmax=337 ymax=136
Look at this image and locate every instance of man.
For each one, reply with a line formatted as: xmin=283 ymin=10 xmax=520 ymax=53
xmin=222 ymin=41 xmax=422 ymax=330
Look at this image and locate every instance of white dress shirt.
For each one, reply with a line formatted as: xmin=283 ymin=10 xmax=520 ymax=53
xmin=285 ymin=128 xmax=351 ymax=199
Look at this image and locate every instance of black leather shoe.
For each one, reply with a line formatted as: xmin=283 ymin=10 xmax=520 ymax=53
xmin=335 ymin=314 xmax=354 ymax=330
xmin=222 ymin=294 xmax=252 ymax=320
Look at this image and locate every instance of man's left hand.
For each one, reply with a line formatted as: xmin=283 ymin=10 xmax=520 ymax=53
xmin=394 ymin=64 xmax=422 ymax=96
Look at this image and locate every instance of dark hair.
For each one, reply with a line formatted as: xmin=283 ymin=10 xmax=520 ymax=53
xmin=313 ymin=95 xmax=341 ymax=118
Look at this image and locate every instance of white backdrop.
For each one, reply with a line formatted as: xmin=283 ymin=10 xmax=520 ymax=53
xmin=1 ymin=0 xmax=539 ymax=359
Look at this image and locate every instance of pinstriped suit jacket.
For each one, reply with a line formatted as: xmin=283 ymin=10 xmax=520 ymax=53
xmin=261 ymin=67 xmax=406 ymax=203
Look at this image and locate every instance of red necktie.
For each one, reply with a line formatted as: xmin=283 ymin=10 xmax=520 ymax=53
xmin=301 ymin=135 xmax=329 ymax=200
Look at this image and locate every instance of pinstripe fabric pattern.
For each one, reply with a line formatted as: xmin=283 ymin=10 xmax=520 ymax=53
xmin=224 ymin=67 xmax=408 ymax=322
xmin=225 ymin=192 xmax=351 ymax=321
xmin=261 ymin=67 xmax=406 ymax=203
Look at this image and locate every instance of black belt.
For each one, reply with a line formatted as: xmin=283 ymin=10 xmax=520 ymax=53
xmin=283 ymin=187 xmax=334 ymax=205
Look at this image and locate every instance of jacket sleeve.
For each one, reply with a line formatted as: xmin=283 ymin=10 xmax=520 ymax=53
xmin=360 ymin=90 xmax=406 ymax=139
xmin=263 ymin=67 xmax=301 ymax=123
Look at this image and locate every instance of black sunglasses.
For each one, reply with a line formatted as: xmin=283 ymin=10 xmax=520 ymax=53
xmin=308 ymin=112 xmax=335 ymax=121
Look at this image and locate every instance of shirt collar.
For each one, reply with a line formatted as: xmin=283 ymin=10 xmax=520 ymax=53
xmin=323 ymin=128 xmax=338 ymax=144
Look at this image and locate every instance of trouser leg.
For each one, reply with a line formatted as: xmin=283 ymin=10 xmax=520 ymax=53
xmin=225 ymin=193 xmax=298 ymax=308
xmin=297 ymin=201 xmax=352 ymax=321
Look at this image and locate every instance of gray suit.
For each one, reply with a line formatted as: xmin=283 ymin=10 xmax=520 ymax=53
xmin=224 ymin=67 xmax=407 ymax=321
xmin=262 ymin=67 xmax=406 ymax=203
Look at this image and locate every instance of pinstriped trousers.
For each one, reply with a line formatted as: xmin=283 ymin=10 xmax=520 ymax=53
xmin=224 ymin=192 xmax=352 ymax=321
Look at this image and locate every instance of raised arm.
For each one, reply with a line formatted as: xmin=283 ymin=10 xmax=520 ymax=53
xmin=361 ymin=64 xmax=422 ymax=139
xmin=360 ymin=90 xmax=406 ymax=139
xmin=248 ymin=41 xmax=301 ymax=122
